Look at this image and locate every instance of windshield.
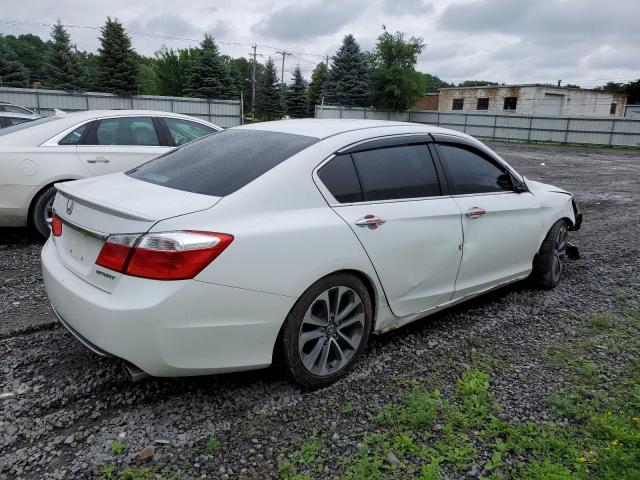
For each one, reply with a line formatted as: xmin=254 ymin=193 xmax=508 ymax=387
xmin=128 ymin=129 xmax=318 ymax=197
xmin=0 ymin=116 xmax=59 ymax=136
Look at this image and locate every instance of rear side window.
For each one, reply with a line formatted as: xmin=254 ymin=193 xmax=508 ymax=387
xmin=128 ymin=129 xmax=317 ymax=197
xmin=352 ymin=145 xmax=441 ymax=201
xmin=437 ymin=143 xmax=513 ymax=195
xmin=59 ymin=123 xmax=90 ymax=145
xmin=164 ymin=117 xmax=216 ymax=145
xmin=318 ymin=154 xmax=363 ymax=203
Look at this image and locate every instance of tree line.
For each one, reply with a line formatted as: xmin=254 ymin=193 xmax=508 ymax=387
xmin=2 ymin=18 xmax=637 ymax=121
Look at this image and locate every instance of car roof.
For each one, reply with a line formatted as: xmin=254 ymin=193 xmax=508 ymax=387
xmin=235 ymin=118 xmax=471 ymax=140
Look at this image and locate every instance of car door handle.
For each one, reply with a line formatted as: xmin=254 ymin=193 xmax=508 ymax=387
xmin=465 ymin=207 xmax=487 ymax=219
xmin=355 ymin=215 xmax=386 ymax=229
xmin=86 ymin=157 xmax=110 ymax=164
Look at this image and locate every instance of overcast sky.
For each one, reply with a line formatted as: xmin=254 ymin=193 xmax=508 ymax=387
xmin=2 ymin=0 xmax=639 ymax=87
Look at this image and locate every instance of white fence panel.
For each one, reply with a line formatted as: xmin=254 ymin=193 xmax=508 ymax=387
xmin=314 ymin=104 xmax=640 ymax=147
xmin=0 ymin=87 xmax=242 ymax=127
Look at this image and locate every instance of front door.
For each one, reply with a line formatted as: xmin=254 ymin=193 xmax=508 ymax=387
xmin=435 ymin=142 xmax=542 ymax=299
xmin=77 ymin=116 xmax=171 ymax=175
xmin=318 ymin=143 xmax=463 ymax=318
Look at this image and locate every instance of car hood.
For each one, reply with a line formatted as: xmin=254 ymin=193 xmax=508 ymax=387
xmin=525 ymin=178 xmax=572 ymax=196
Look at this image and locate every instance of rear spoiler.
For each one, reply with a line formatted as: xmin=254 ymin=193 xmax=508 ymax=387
xmin=55 ymin=182 xmax=156 ymax=222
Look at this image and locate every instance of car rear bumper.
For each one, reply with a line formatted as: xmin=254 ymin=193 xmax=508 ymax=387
xmin=42 ymin=239 xmax=295 ymax=377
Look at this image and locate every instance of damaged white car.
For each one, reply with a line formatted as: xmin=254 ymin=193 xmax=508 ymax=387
xmin=42 ymin=120 xmax=581 ymax=388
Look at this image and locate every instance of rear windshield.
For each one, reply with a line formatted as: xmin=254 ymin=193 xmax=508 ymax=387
xmin=127 ymin=129 xmax=317 ymax=197
xmin=0 ymin=115 xmax=57 ymax=136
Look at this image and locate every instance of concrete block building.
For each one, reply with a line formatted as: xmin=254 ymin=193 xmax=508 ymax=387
xmin=438 ymin=84 xmax=628 ymax=117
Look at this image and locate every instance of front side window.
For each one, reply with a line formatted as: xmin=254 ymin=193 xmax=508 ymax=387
xmin=94 ymin=117 xmax=160 ymax=146
xmin=437 ymin=143 xmax=513 ymax=195
xmin=610 ymin=103 xmax=617 ymax=114
xmin=164 ymin=117 xmax=216 ymax=146
xmin=128 ymin=129 xmax=317 ymax=197
xmin=476 ymin=98 xmax=489 ymax=110
xmin=352 ymin=144 xmax=441 ymax=201
xmin=59 ymin=123 xmax=90 ymax=145
xmin=452 ymin=98 xmax=464 ymax=110
xmin=318 ymin=154 xmax=363 ymax=203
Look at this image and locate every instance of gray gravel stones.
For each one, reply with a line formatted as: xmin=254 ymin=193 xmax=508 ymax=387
xmin=1 ymin=142 xmax=639 ymax=479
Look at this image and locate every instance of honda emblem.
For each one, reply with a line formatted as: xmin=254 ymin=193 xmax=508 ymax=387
xmin=66 ymin=198 xmax=75 ymax=215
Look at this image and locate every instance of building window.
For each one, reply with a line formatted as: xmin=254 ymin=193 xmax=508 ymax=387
xmin=503 ymin=97 xmax=518 ymax=111
xmin=452 ymin=98 xmax=464 ymax=110
xmin=610 ymin=103 xmax=617 ymax=114
xmin=476 ymin=98 xmax=489 ymax=110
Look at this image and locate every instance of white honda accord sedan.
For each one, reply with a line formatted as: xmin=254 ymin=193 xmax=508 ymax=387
xmin=42 ymin=119 xmax=581 ymax=388
xmin=0 ymin=110 xmax=221 ymax=237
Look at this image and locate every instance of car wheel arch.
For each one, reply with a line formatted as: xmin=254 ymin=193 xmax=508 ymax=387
xmin=270 ymin=268 xmax=382 ymax=364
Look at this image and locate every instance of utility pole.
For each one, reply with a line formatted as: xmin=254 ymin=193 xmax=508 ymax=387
xmin=248 ymin=44 xmax=263 ymax=119
xmin=276 ymin=50 xmax=292 ymax=86
xmin=325 ymin=55 xmax=329 ymax=68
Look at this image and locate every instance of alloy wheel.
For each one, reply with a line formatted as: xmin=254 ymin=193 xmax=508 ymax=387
xmin=552 ymin=224 xmax=568 ymax=283
xmin=298 ymin=286 xmax=365 ymax=376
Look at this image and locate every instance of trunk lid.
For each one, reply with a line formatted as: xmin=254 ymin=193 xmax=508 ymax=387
xmin=51 ymin=173 xmax=221 ymax=292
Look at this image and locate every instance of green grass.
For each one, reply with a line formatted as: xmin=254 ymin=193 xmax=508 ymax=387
xmin=100 ymin=465 xmax=175 ymax=480
xmin=110 ymin=441 xmax=127 ymax=455
xmin=205 ymin=435 xmax=220 ymax=455
xmin=334 ymin=291 xmax=640 ymax=480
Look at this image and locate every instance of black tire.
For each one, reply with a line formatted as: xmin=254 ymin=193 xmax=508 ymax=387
xmin=530 ymin=219 xmax=569 ymax=289
xmin=31 ymin=186 xmax=57 ymax=239
xmin=279 ymin=273 xmax=373 ymax=390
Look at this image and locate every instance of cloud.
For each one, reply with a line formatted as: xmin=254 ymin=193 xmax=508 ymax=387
xmin=127 ymin=14 xmax=227 ymax=40
xmin=253 ymin=0 xmax=367 ymax=41
xmin=382 ymin=0 xmax=433 ymax=15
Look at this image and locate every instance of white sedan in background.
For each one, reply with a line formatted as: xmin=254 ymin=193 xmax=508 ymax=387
xmin=0 ymin=110 xmax=221 ymax=237
xmin=42 ymin=119 xmax=581 ymax=389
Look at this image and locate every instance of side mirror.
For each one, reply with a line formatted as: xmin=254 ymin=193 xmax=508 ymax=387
xmin=511 ymin=175 xmax=528 ymax=193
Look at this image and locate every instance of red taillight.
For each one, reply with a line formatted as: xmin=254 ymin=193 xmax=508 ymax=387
xmin=95 ymin=234 xmax=139 ymax=272
xmin=51 ymin=214 xmax=62 ymax=237
xmin=95 ymin=231 xmax=233 ymax=281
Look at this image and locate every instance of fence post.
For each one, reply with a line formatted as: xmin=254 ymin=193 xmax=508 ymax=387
xmin=492 ymin=115 xmax=497 ymax=139
xmin=130 ymin=96 xmax=134 ymax=109
xmin=608 ymin=119 xmax=616 ymax=146
xmin=527 ymin=116 xmax=533 ymax=142
xmin=387 ymin=110 xmax=390 ymax=120
xmin=363 ymin=106 xmax=367 ymax=119
xmin=170 ymin=99 xmax=174 ymax=113
xmin=463 ymin=113 xmax=468 ymax=133
xmin=35 ymin=90 xmax=40 ymax=114
xmin=564 ymin=118 xmax=570 ymax=144
xmin=339 ymin=105 xmax=343 ymax=119
xmin=437 ymin=112 xmax=440 ymax=126
xmin=85 ymin=93 xmax=90 ymax=111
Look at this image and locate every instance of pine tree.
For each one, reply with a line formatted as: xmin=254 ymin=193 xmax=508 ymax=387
xmin=286 ymin=66 xmax=308 ymax=118
xmin=0 ymin=38 xmax=28 ymax=87
xmin=256 ymin=58 xmax=283 ymax=121
xmin=46 ymin=20 xmax=84 ymax=91
xmin=307 ymin=62 xmax=328 ymax=116
xmin=96 ymin=17 xmax=138 ymax=95
xmin=184 ymin=34 xmax=234 ymax=99
xmin=324 ymin=34 xmax=369 ymax=107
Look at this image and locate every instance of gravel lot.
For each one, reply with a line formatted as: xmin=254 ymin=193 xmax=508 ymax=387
xmin=1 ymin=142 xmax=639 ymax=479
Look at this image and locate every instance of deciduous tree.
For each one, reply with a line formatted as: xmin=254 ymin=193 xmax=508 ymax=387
xmin=369 ymin=27 xmax=425 ymax=111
